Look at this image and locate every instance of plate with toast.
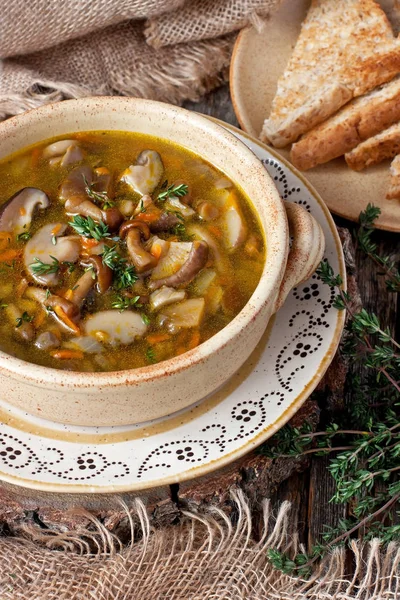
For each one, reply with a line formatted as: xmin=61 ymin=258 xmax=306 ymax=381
xmin=230 ymin=0 xmax=400 ymax=231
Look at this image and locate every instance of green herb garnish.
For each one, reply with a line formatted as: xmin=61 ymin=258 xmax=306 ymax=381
xmin=114 ymin=264 xmax=138 ymax=290
xmin=30 ymin=256 xmax=60 ymax=276
xmin=68 ymin=215 xmax=110 ymax=241
xmin=158 ymin=183 xmax=188 ymax=201
xmin=141 ymin=314 xmax=151 ymax=326
xmin=138 ymin=198 xmax=146 ymax=213
xmin=63 ymin=261 xmax=76 ymax=274
xmin=146 ymin=346 xmax=156 ymax=363
xmin=83 ymin=175 xmax=115 ymax=208
xmin=101 ymin=245 xmax=121 ymax=270
xmin=15 ymin=311 xmax=33 ymax=327
xmin=17 ymin=231 xmax=31 ymax=242
xmin=0 ymin=302 xmax=8 ymax=309
xmin=111 ymin=294 xmax=141 ymax=312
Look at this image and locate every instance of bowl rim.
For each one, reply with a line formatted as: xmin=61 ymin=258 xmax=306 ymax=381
xmin=0 ymin=96 xmax=288 ymax=388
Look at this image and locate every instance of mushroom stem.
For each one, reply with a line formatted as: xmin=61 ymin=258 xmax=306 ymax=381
xmin=25 ymin=287 xmax=79 ymax=318
xmin=67 ymin=270 xmax=96 ymax=307
xmin=81 ymin=256 xmax=112 ymax=294
xmin=119 ymin=220 xmax=157 ymax=274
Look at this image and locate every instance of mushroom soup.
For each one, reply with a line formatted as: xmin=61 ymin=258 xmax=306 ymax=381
xmin=0 ymin=132 xmax=265 ymax=371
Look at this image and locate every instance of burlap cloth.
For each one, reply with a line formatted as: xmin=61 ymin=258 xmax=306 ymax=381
xmin=0 ymin=0 xmax=278 ymax=119
xmin=1 ymin=1 xmax=399 ymax=598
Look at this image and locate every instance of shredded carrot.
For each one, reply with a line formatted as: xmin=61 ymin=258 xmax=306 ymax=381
xmin=95 ymin=167 xmax=109 ymax=175
xmin=0 ymin=231 xmax=11 ymax=240
xmin=0 ymin=240 xmax=9 ymax=252
xmin=54 ymin=305 xmax=81 ymax=334
xmin=31 ymin=147 xmax=41 ymax=168
xmin=147 ymin=333 xmax=171 ymax=344
xmin=33 ymin=310 xmax=46 ymax=328
xmin=64 ymin=289 xmax=74 ymax=301
xmin=226 ymin=190 xmax=239 ymax=209
xmin=19 ymin=207 xmax=26 ymax=217
xmin=208 ymin=225 xmax=222 ymax=239
xmin=188 ymin=330 xmax=201 ymax=350
xmin=50 ymin=349 xmax=84 ymax=360
xmin=150 ymin=243 xmax=163 ymax=260
xmin=81 ymin=237 xmax=100 ymax=250
xmin=0 ymin=249 xmax=19 ymax=262
xmin=51 ymin=223 xmax=63 ymax=236
xmin=136 ymin=211 xmax=159 ymax=224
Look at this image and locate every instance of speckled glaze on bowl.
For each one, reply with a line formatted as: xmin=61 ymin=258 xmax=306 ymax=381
xmin=0 ymin=97 xmax=324 ymax=426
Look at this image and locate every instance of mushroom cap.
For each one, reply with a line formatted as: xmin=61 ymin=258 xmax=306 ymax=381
xmin=24 ymin=223 xmax=81 ymax=286
xmin=121 ymin=150 xmax=164 ymax=195
xmin=0 ymin=188 xmax=49 ymax=234
xmin=84 ymin=310 xmax=148 ymax=346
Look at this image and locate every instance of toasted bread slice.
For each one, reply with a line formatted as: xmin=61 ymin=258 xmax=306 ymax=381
xmin=291 ymin=76 xmax=400 ymax=170
xmin=261 ymin=0 xmax=400 ymax=148
xmin=345 ymin=122 xmax=400 ymax=170
xmin=387 ymin=154 xmax=400 ymax=199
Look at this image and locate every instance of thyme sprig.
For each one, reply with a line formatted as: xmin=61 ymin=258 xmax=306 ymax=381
xmin=158 ymin=182 xmax=188 ymax=201
xmin=261 ymin=205 xmax=400 ymax=577
xmin=83 ymin=175 xmax=115 ymax=209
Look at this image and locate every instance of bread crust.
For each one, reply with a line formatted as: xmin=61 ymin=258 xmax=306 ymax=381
xmin=345 ymin=123 xmax=400 ymax=171
xmin=386 ymin=154 xmax=400 ymax=199
xmin=291 ymin=77 xmax=400 ymax=170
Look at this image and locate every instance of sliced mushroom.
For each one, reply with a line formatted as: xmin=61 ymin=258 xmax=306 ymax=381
xmin=119 ymin=220 xmax=157 ymax=274
xmin=25 ymin=287 xmax=79 ymax=319
xmin=43 ymin=139 xmax=84 ymax=167
xmin=164 ymin=196 xmax=195 ymax=218
xmin=0 ymin=188 xmax=50 ymax=234
xmin=81 ymin=256 xmax=112 ymax=294
xmin=5 ymin=304 xmax=34 ymax=341
xmin=221 ymin=192 xmax=248 ymax=251
xmin=35 ymin=331 xmax=60 ymax=351
xmin=84 ymin=310 xmax=148 ymax=346
xmin=149 ymin=241 xmax=208 ymax=291
xmin=121 ymin=150 xmax=164 ymax=195
xmin=149 ymin=212 xmax=180 ymax=233
xmin=197 ymin=202 xmax=220 ymax=221
xmin=24 ymin=223 xmax=81 ymax=286
xmin=151 ymin=242 xmax=192 ymax=281
xmin=63 ymin=336 xmax=103 ymax=354
xmin=67 ymin=270 xmax=96 ymax=308
xmin=60 ymin=165 xmax=123 ymax=231
xmin=149 ymin=286 xmax=187 ymax=311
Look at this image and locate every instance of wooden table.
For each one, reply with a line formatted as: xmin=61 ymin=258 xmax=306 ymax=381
xmin=0 ymin=85 xmax=398 ymax=549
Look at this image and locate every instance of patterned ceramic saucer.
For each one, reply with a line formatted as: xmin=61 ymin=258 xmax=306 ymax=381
xmin=0 ymin=122 xmax=345 ymax=493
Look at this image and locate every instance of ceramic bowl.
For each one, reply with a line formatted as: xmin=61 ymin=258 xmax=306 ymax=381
xmin=0 ymin=97 xmax=325 ymax=426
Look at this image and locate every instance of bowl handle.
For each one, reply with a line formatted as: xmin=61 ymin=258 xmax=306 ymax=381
xmin=273 ymin=202 xmax=326 ymax=313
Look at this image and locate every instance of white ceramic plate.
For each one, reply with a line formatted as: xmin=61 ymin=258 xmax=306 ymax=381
xmin=229 ymin=0 xmax=400 ymax=232
xmin=0 ymin=123 xmax=345 ymax=494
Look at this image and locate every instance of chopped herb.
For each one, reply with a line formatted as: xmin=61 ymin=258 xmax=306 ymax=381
xmin=138 ymin=198 xmax=146 ymax=213
xmin=100 ymin=246 xmax=139 ymax=290
xmin=111 ymin=294 xmax=141 ymax=311
xmin=101 ymin=245 xmax=121 ymax=270
xmin=83 ymin=175 xmax=115 ymax=208
xmin=45 ymin=289 xmax=51 ymax=299
xmin=30 ymin=256 xmax=60 ymax=276
xmin=146 ymin=346 xmax=156 ymax=363
xmin=0 ymin=302 xmax=8 ymax=309
xmin=17 ymin=231 xmax=31 ymax=242
xmin=141 ymin=313 xmax=151 ymax=326
xmin=45 ymin=306 xmax=55 ymax=314
xmin=63 ymin=261 xmax=76 ymax=274
xmin=114 ymin=264 xmax=138 ymax=290
xmin=84 ymin=265 xmax=96 ymax=279
xmin=171 ymin=222 xmax=193 ymax=241
xmin=15 ymin=311 xmax=33 ymax=327
xmin=51 ymin=235 xmax=57 ymax=246
xmin=68 ymin=215 xmax=110 ymax=241
xmin=158 ymin=183 xmax=188 ymax=201
xmin=71 ymin=284 xmax=79 ymax=291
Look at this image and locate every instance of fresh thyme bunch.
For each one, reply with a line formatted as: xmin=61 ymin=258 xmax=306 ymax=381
xmin=261 ymin=204 xmax=400 ymax=577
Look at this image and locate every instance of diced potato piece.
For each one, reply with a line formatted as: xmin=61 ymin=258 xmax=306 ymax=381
xmin=165 ymin=197 xmax=195 ymax=218
xmin=161 ymin=298 xmax=205 ymax=329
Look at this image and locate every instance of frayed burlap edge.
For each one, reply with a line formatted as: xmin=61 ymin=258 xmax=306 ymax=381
xmin=1 ymin=489 xmax=399 ymax=599
xmin=0 ymin=35 xmax=234 ymax=121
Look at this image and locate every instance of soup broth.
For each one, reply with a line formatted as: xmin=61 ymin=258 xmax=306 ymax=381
xmin=0 ymin=131 xmax=265 ymax=371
